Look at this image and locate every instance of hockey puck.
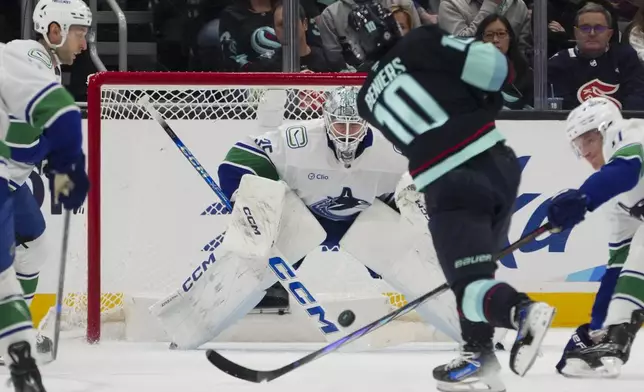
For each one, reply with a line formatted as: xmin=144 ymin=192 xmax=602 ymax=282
xmin=338 ymin=310 xmax=356 ymax=327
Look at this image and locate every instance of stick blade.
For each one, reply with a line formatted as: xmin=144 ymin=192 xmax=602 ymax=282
xmin=206 ymin=349 xmax=274 ymax=383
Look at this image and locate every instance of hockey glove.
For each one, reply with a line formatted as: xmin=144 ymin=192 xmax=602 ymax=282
xmin=547 ymin=188 xmax=588 ymax=230
xmin=45 ymin=152 xmax=89 ymax=210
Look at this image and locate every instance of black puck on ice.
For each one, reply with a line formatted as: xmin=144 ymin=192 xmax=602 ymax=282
xmin=338 ymin=310 xmax=356 ymax=327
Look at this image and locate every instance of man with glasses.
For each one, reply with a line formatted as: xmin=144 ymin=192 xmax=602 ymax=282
xmin=548 ymin=2 xmax=644 ymax=110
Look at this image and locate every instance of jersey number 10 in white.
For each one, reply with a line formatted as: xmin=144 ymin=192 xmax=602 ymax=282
xmin=372 ymin=74 xmax=449 ymax=145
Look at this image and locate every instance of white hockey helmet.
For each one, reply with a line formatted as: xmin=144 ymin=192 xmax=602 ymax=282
xmin=565 ymin=97 xmax=622 ymax=156
xmin=323 ymin=87 xmax=368 ymax=165
xmin=33 ymin=0 xmax=92 ymax=49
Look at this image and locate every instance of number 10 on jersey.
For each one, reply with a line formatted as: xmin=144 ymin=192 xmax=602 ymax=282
xmin=372 ymin=74 xmax=449 ymax=145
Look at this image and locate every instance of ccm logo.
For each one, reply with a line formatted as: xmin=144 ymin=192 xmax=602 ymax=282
xmin=269 ymin=257 xmax=340 ymax=335
xmin=243 ymin=206 xmax=261 ymax=235
xmin=182 ymin=252 xmax=216 ymax=292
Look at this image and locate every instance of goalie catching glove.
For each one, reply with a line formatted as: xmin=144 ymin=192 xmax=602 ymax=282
xmin=44 ymin=152 xmax=89 ymax=210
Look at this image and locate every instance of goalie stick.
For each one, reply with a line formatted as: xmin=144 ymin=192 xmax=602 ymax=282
xmin=206 ymin=222 xmax=559 ymax=383
xmin=137 ymin=95 xmax=232 ymax=212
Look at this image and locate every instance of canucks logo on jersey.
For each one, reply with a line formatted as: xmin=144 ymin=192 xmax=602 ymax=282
xmin=309 ymin=187 xmax=370 ymax=221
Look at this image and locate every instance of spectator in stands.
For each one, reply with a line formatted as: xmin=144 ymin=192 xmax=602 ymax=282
xmin=476 ymin=14 xmax=533 ymax=109
xmin=318 ymin=0 xmax=421 ymax=70
xmin=548 ymin=2 xmax=644 ymax=110
xmin=292 ymin=0 xmax=325 ymax=47
xmin=271 ymin=0 xmax=345 ymax=71
xmin=438 ymin=0 xmax=532 ymax=60
xmin=392 ymin=4 xmax=414 ymax=35
xmin=623 ymin=2 xmax=644 ymax=64
xmin=547 ymin=0 xmax=620 ymax=58
xmin=218 ymin=0 xmax=281 ymax=71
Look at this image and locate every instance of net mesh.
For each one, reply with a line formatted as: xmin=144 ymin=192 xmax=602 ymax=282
xmin=67 ymin=81 xmax=417 ymax=341
xmin=99 ymin=86 xmax=327 ymax=121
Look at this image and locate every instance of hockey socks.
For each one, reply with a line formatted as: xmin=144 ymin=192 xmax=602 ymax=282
xmin=461 ymin=279 xmax=529 ymax=329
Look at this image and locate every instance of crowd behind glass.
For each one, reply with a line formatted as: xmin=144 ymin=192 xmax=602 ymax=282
xmin=2 ymin=0 xmax=644 ymax=110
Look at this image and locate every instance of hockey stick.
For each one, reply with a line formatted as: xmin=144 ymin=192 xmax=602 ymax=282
xmin=137 ymin=95 xmax=232 ymax=212
xmin=52 ymin=209 xmax=71 ymax=361
xmin=206 ymin=222 xmax=558 ymax=383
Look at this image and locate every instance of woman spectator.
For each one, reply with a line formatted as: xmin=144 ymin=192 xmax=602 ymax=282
xmin=476 ymin=14 xmax=533 ymax=110
xmin=624 ymin=2 xmax=644 ymax=64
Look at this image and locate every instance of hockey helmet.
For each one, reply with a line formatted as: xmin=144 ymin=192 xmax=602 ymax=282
xmin=323 ymin=87 xmax=368 ymax=165
xmin=565 ymin=97 xmax=622 ymax=157
xmin=348 ymin=0 xmax=402 ymax=62
xmin=33 ymin=0 xmax=93 ymax=49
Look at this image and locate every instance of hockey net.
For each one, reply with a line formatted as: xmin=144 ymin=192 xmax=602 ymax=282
xmin=53 ymin=72 xmax=449 ymax=346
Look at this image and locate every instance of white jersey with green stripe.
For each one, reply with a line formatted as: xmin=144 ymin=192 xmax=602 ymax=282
xmin=602 ymin=119 xmax=644 ymax=266
xmin=218 ymin=119 xmax=408 ymax=221
xmin=0 ymin=39 xmax=73 ymax=188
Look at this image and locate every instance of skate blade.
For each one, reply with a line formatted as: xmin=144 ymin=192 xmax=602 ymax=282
xmin=437 ymin=375 xmax=505 ymax=392
xmin=560 ymin=358 xmax=622 ymax=379
xmin=512 ymin=304 xmax=556 ymax=376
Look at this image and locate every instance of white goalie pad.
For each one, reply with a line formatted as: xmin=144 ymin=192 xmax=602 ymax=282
xmin=340 ymin=198 xmax=462 ymax=342
xmin=150 ymin=175 xmax=326 ymax=349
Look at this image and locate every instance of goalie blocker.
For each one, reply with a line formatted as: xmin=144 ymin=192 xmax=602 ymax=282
xmin=150 ymin=174 xmax=471 ymax=348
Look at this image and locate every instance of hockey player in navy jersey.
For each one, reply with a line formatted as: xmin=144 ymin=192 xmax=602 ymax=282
xmin=355 ymin=2 xmax=555 ymax=391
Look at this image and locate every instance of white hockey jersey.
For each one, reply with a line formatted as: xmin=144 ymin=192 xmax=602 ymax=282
xmin=218 ymin=119 xmax=408 ymax=221
xmin=600 ymin=119 xmax=644 ymax=265
xmin=0 ymin=39 xmax=69 ymax=188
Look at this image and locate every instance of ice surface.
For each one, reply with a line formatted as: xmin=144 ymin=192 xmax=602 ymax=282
xmin=1 ymin=330 xmax=643 ymax=392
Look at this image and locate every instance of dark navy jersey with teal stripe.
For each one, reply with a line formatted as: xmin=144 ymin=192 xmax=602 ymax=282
xmin=357 ymin=25 xmax=512 ymax=191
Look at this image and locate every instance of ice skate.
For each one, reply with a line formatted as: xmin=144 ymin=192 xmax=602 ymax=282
xmin=509 ymin=301 xmax=555 ymax=376
xmin=433 ymin=343 xmax=505 ymax=392
xmin=6 ymin=341 xmax=46 ymax=392
xmin=560 ymin=309 xmax=644 ymax=378
xmin=0 ymin=333 xmax=53 ymax=366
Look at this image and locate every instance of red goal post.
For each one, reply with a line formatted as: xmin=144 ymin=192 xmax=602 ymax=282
xmin=81 ymin=72 xmax=426 ymax=344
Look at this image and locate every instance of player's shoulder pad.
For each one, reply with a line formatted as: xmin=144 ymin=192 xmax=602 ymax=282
xmin=6 ymin=39 xmax=55 ymax=71
xmin=605 ymin=120 xmax=644 ymax=160
xmin=278 ymin=118 xmax=325 ymax=150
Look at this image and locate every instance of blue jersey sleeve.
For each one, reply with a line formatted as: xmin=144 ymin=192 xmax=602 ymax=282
xmin=579 ymin=157 xmax=641 ymax=211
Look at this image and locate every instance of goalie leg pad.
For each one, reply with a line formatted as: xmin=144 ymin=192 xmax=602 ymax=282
xmin=604 ymin=224 xmax=644 ymax=327
xmin=339 ymin=199 xmax=461 ymax=342
xmin=150 ymin=251 xmax=275 ymax=349
xmin=151 ymin=177 xmax=326 ymax=349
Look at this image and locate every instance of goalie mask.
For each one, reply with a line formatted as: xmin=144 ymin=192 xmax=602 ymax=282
xmin=566 ymin=97 xmax=622 ymax=169
xmin=323 ymin=87 xmax=368 ymax=165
